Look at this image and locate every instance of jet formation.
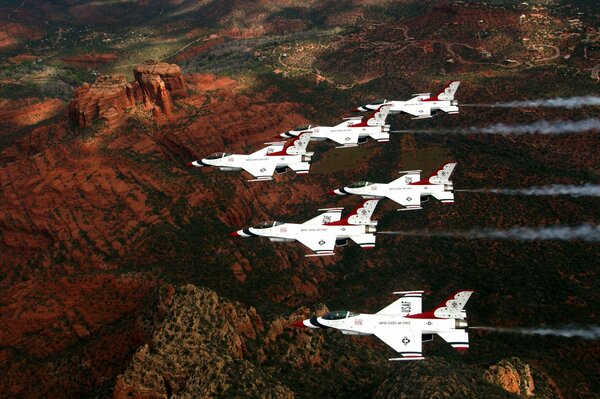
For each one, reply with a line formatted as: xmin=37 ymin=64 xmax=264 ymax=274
xmin=187 ymin=82 xmax=469 ymax=361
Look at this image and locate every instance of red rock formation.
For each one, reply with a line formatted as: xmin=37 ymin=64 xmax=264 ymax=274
xmin=133 ymin=61 xmax=187 ymax=98
xmin=69 ymin=62 xmax=186 ymax=129
xmin=68 ymin=75 xmax=136 ymax=129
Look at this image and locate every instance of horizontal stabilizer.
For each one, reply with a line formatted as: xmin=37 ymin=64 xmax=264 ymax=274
xmin=349 ymin=234 xmax=376 ymax=249
xmin=437 ymin=330 xmax=469 ymax=351
xmin=288 ymin=162 xmax=311 ymax=174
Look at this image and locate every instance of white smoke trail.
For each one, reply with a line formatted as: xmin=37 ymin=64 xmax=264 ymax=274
xmin=474 ymin=118 xmax=600 ymax=135
xmin=469 ymin=96 xmax=600 ymax=109
xmin=379 ymin=224 xmax=600 ymax=242
xmin=471 ymin=326 xmax=600 ymax=340
xmin=457 ymin=184 xmax=600 ymax=197
xmin=391 ymin=118 xmax=600 ymax=135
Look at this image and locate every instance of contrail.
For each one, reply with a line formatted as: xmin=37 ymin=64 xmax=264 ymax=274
xmin=456 ymin=184 xmax=600 ymax=197
xmin=391 ymin=118 xmax=600 ymax=135
xmin=470 ymin=326 xmax=600 ymax=340
xmin=462 ymin=96 xmax=600 ymax=109
xmin=379 ymin=224 xmax=600 ymax=242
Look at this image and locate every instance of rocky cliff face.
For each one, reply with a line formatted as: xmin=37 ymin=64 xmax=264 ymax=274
xmin=68 ymin=61 xmax=186 ymax=129
xmin=113 ymin=284 xmax=294 ymax=398
xmin=373 ymin=357 xmax=556 ymax=399
xmin=113 ymin=283 xmax=403 ymax=399
xmin=484 ymin=358 xmax=535 ymax=397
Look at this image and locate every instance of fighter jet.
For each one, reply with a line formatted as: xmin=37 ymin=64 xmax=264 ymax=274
xmin=329 ymin=162 xmax=457 ymax=211
xmin=230 ymin=199 xmax=380 ymax=256
xmin=280 ymin=104 xmax=391 ymax=148
xmin=355 ymin=81 xmax=460 ymax=119
xmin=186 ymin=132 xmax=313 ymax=181
xmin=292 ymin=290 xmax=473 ymax=361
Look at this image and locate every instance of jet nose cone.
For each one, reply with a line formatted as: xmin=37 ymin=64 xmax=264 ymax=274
xmin=230 ymin=231 xmax=240 ymax=237
xmin=187 ymin=161 xmax=203 ymax=168
xmin=328 ymin=189 xmax=346 ymax=196
xmin=327 ymin=190 xmax=337 ymax=196
xmin=290 ymin=320 xmax=307 ymax=329
xmin=186 ymin=161 xmax=195 ymax=167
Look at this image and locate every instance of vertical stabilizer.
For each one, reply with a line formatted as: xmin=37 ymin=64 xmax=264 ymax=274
xmin=327 ymin=199 xmax=380 ymax=225
xmin=270 ymin=132 xmax=312 ymax=156
xmin=352 ymin=104 xmax=392 ymax=127
xmin=432 ymin=81 xmax=460 ymax=101
xmin=426 ymin=162 xmax=457 ymax=184
xmin=432 ymin=290 xmax=473 ymax=319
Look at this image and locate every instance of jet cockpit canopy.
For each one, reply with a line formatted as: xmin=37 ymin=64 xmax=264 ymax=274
xmin=322 ymin=310 xmax=359 ymax=320
xmin=292 ymin=125 xmax=312 ymax=131
xmin=371 ymin=99 xmax=387 ymax=105
xmin=205 ymin=152 xmax=232 ymax=160
xmin=253 ymin=221 xmax=284 ymax=229
xmin=348 ymin=181 xmax=373 ymax=188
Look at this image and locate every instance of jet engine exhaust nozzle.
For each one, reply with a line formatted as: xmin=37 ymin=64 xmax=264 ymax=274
xmin=456 ymin=319 xmax=468 ymax=329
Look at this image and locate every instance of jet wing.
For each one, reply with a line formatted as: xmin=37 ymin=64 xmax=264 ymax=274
xmin=387 ymin=192 xmax=421 ymax=208
xmin=296 ymin=232 xmax=336 ymax=255
xmin=241 ymin=163 xmax=277 ymax=180
xmin=375 ymin=328 xmax=423 ymax=360
xmin=327 ymin=130 xmax=359 ymax=146
xmin=402 ymin=106 xmax=430 ymax=117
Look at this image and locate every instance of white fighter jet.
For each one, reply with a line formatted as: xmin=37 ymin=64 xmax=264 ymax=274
xmin=280 ymin=104 xmax=391 ymax=148
xmin=230 ymin=199 xmax=380 ymax=256
xmin=355 ymin=81 xmax=460 ymax=119
xmin=186 ymin=132 xmax=313 ymax=181
xmin=329 ymin=162 xmax=457 ymax=211
xmin=292 ymin=290 xmax=473 ymax=361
